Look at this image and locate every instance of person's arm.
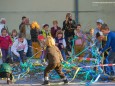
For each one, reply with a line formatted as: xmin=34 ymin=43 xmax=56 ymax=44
xmin=101 ymin=34 xmax=111 ymax=53
xmin=71 ymin=20 xmax=76 ymax=28
xmin=9 ymin=36 xmax=13 ymax=47
xmin=11 ymin=40 xmax=20 ymax=57
xmin=44 ymin=48 xmax=48 ymax=61
xmin=20 ymin=24 xmax=25 ymax=34
xmin=56 ymin=46 xmax=63 ymax=61
xmin=50 ymin=28 xmax=54 ymax=37
xmin=63 ymin=39 xmax=66 ymax=48
xmin=0 ymin=37 xmax=1 ymax=48
xmin=24 ymin=39 xmax=28 ymax=53
xmin=62 ymin=21 xmax=66 ymax=31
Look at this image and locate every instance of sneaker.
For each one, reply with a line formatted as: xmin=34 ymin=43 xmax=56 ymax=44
xmin=42 ymin=80 xmax=50 ymax=85
xmin=63 ymin=79 xmax=68 ymax=84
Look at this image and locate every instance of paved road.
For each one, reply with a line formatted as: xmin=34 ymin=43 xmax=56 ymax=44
xmin=0 ymin=78 xmax=115 ymax=86
xmin=0 ymin=58 xmax=115 ymax=86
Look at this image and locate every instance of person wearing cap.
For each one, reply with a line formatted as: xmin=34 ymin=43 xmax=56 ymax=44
xmin=0 ymin=18 xmax=9 ymax=35
xmin=100 ymin=24 xmax=115 ymax=76
xmin=40 ymin=24 xmax=51 ymax=38
xmin=94 ymin=19 xmax=104 ymax=36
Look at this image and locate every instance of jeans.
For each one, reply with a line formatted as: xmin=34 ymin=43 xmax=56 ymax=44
xmin=1 ymin=48 xmax=8 ymax=63
xmin=26 ymin=40 xmax=32 ymax=57
xmin=61 ymin=49 xmax=66 ymax=60
xmin=12 ymin=50 xmax=26 ymax=63
xmin=106 ymin=52 xmax=115 ymax=75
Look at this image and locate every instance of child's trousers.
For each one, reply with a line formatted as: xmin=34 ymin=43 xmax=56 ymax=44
xmin=1 ymin=48 xmax=8 ymax=63
xmin=44 ymin=63 xmax=65 ymax=79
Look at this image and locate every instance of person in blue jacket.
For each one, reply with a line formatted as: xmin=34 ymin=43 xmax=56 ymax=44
xmin=100 ymin=24 xmax=115 ymax=76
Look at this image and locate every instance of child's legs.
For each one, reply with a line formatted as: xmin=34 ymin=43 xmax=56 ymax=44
xmin=12 ymin=53 xmax=20 ymax=63
xmin=18 ymin=50 xmax=26 ymax=62
xmin=54 ymin=63 xmax=65 ymax=79
xmin=61 ymin=50 xmax=66 ymax=60
xmin=1 ymin=49 xmax=8 ymax=63
xmin=108 ymin=52 xmax=115 ymax=75
xmin=44 ymin=64 xmax=56 ymax=79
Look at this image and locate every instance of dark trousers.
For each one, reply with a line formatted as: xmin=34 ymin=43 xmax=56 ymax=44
xmin=13 ymin=50 xmax=26 ymax=62
xmin=105 ymin=52 xmax=115 ymax=75
xmin=1 ymin=48 xmax=8 ymax=63
xmin=44 ymin=63 xmax=65 ymax=79
xmin=0 ymin=72 xmax=12 ymax=80
xmin=26 ymin=40 xmax=32 ymax=57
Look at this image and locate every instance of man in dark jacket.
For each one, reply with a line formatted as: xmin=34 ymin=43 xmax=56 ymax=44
xmin=62 ymin=13 xmax=76 ymax=52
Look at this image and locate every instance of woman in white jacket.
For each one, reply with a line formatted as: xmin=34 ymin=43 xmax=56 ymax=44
xmin=11 ymin=34 xmax=28 ymax=62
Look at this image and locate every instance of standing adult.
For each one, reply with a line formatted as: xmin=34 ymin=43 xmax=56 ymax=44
xmin=19 ymin=16 xmax=26 ymax=32
xmin=62 ymin=13 xmax=76 ymax=51
xmin=20 ymin=18 xmax=32 ymax=57
xmin=0 ymin=18 xmax=8 ymax=35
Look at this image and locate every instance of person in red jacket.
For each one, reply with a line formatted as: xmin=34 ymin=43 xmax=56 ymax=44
xmin=0 ymin=28 xmax=12 ymax=63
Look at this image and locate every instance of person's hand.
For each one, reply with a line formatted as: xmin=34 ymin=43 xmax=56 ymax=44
xmin=60 ymin=59 xmax=64 ymax=63
xmin=23 ymin=52 xmax=26 ymax=55
xmin=61 ymin=45 xmax=64 ymax=48
xmin=55 ymin=43 xmax=58 ymax=46
xmin=98 ymin=51 xmax=102 ymax=55
xmin=9 ymin=44 xmax=12 ymax=47
xmin=16 ymin=54 xmax=20 ymax=57
xmin=43 ymin=62 xmax=48 ymax=66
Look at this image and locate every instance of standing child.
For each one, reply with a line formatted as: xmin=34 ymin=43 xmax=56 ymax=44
xmin=40 ymin=24 xmax=51 ymax=38
xmin=87 ymin=28 xmax=95 ymax=46
xmin=10 ymin=29 xmax=18 ymax=60
xmin=51 ymin=20 xmax=61 ymax=38
xmin=0 ymin=28 xmax=12 ymax=63
xmin=11 ymin=34 xmax=28 ymax=63
xmin=42 ymin=36 xmax=68 ymax=85
xmin=86 ymin=28 xmax=95 ymax=58
xmin=74 ymin=24 xmax=87 ymax=61
xmin=100 ymin=24 xmax=115 ymax=75
xmin=11 ymin=29 xmax=18 ymax=42
xmin=55 ymin=30 xmax=66 ymax=60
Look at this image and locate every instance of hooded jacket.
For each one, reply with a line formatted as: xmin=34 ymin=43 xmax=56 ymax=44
xmin=0 ymin=35 xmax=12 ymax=50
